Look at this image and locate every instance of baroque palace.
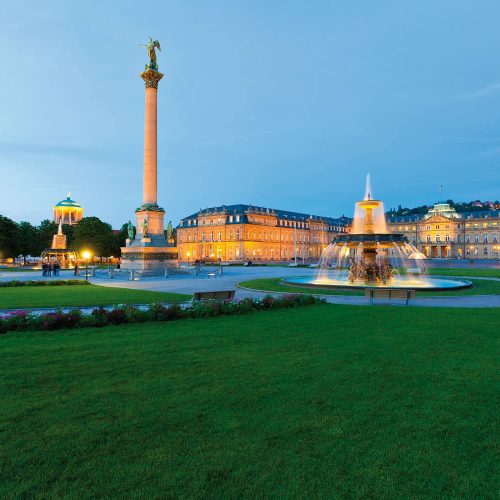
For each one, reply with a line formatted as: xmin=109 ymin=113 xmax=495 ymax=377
xmin=387 ymin=203 xmax=499 ymax=260
xmin=177 ymin=204 xmax=349 ymax=262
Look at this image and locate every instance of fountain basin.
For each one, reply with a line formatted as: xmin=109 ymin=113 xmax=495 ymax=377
xmin=283 ymin=275 xmax=472 ymax=291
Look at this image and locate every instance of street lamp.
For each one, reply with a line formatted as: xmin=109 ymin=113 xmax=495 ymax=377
xmin=82 ymin=251 xmax=91 ymax=281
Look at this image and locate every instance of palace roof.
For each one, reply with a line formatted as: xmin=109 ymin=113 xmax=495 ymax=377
xmin=179 ymin=204 xmax=351 ymax=227
xmin=388 ymin=209 xmax=499 ymax=223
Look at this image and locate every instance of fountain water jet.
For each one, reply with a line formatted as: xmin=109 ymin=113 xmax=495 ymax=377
xmin=284 ymin=176 xmax=471 ymax=291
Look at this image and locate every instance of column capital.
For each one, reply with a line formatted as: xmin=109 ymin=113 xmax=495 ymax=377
xmin=140 ymin=68 xmax=164 ymax=89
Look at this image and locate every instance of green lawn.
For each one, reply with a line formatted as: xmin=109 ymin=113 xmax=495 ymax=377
xmin=0 ymin=284 xmax=190 ymax=309
xmin=0 ymin=267 xmax=36 ymax=272
xmin=240 ymin=278 xmax=362 ymax=296
xmin=1 ymin=305 xmax=498 ymax=498
xmin=240 ymin=277 xmax=500 ymax=296
xmin=428 ymin=267 xmax=500 ymax=278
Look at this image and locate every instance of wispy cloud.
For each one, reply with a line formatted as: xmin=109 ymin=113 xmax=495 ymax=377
xmin=197 ymin=122 xmax=318 ymax=147
xmin=452 ymin=82 xmax=500 ymax=101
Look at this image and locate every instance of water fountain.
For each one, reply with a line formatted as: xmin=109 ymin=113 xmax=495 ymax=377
xmin=284 ymin=175 xmax=471 ymax=291
xmin=41 ymin=220 xmax=79 ymax=269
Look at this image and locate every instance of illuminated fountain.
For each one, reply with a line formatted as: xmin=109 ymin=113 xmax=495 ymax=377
xmin=284 ymin=175 xmax=471 ymax=290
xmin=41 ymin=220 xmax=79 ymax=269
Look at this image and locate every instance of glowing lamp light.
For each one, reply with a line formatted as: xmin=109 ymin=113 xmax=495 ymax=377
xmin=82 ymin=251 xmax=91 ymax=260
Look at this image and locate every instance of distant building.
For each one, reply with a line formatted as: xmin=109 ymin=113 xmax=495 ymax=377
xmin=177 ymin=204 xmax=349 ymax=262
xmin=388 ymin=202 xmax=499 ymax=259
xmin=53 ymin=193 xmax=83 ymax=225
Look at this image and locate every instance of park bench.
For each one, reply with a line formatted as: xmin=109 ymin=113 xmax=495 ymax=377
xmin=365 ymin=288 xmax=415 ymax=306
xmin=193 ymin=290 xmax=236 ymax=301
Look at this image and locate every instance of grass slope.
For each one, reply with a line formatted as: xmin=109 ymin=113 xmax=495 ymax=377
xmin=428 ymin=267 xmax=500 ymax=278
xmin=0 ymin=284 xmax=190 ymax=309
xmin=1 ymin=305 xmax=498 ymax=498
xmin=239 ymin=277 xmax=500 ymax=296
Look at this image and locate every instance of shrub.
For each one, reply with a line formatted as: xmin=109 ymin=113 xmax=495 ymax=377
xmin=0 ymin=280 xmax=89 ymax=288
xmin=0 ymin=294 xmax=325 ymax=334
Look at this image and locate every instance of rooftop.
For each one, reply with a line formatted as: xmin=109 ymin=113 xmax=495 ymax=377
xmin=179 ymin=204 xmax=351 ymax=228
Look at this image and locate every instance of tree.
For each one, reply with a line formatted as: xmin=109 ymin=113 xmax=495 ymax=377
xmin=37 ymin=220 xmax=58 ymax=253
xmin=0 ymin=215 xmax=20 ymax=260
xmin=72 ymin=217 xmax=116 ymax=260
xmin=17 ymin=221 xmax=38 ymax=263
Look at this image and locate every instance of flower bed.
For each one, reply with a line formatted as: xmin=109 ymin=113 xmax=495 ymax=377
xmin=0 ymin=280 xmax=89 ymax=288
xmin=0 ymin=294 xmax=324 ymax=333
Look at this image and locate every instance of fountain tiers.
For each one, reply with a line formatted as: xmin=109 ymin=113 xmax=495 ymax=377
xmin=283 ymin=176 xmax=471 ymax=291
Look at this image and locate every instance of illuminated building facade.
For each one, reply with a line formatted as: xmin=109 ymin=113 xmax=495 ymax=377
xmin=177 ymin=204 xmax=349 ymax=262
xmin=388 ymin=203 xmax=500 ymax=259
xmin=53 ymin=194 xmax=83 ymax=225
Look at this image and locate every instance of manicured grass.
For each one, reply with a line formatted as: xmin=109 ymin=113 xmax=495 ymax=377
xmin=0 ymin=267 xmax=36 ymax=272
xmin=428 ymin=267 xmax=500 ymax=278
xmin=1 ymin=305 xmax=498 ymax=498
xmin=240 ymin=278 xmax=363 ymax=295
xmin=0 ymin=284 xmax=190 ymax=309
xmin=239 ymin=277 xmax=500 ymax=296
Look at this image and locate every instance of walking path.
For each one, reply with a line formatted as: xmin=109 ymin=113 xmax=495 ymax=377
xmin=1 ymin=267 xmax=498 ymax=311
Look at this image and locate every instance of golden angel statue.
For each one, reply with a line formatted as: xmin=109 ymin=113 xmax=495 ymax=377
xmin=141 ymin=37 xmax=161 ymax=69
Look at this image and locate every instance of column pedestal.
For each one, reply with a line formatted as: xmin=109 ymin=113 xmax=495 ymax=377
xmin=121 ymin=206 xmax=177 ymax=270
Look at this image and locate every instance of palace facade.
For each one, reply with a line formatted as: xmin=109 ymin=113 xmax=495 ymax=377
xmin=177 ymin=204 xmax=349 ymax=262
xmin=387 ymin=203 xmax=499 ymax=260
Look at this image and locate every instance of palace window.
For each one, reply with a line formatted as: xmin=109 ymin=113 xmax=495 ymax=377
xmin=436 ymin=235 xmax=441 ymax=243
xmin=229 ymin=216 xmax=233 ymax=223
xmin=457 ymin=235 xmax=461 ymax=243
xmin=218 ymin=231 xmax=222 ymax=241
xmin=483 ymin=234 xmax=488 ymax=243
xmin=426 ymin=236 xmax=431 ymax=243
xmin=493 ymin=234 xmax=498 ymax=243
xmin=426 ymin=225 xmax=431 ymax=230
xmin=436 ymin=225 xmax=440 ymax=230
xmin=474 ymin=234 xmax=479 ymax=243
xmin=210 ymin=230 xmax=214 ymax=241
xmin=466 ymin=235 xmax=470 ymax=243
xmin=484 ymin=247 xmax=488 ymax=256
xmin=445 ymin=235 xmax=450 ymax=242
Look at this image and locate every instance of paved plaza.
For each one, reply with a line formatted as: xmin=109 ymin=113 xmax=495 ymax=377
xmin=1 ymin=266 xmax=498 ymax=310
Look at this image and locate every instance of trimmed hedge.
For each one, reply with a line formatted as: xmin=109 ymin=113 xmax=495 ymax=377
xmin=0 ymin=294 xmax=325 ymax=333
xmin=0 ymin=280 xmax=89 ymax=288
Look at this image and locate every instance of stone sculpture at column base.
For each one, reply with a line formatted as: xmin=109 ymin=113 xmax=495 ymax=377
xmin=121 ymin=204 xmax=178 ymax=270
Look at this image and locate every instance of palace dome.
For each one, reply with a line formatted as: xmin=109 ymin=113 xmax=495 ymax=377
xmin=423 ymin=203 xmax=460 ymax=220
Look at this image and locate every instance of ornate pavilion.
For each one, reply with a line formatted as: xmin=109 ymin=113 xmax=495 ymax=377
xmin=53 ymin=194 xmax=83 ymax=225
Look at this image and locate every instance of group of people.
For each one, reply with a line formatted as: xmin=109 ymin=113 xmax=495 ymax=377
xmin=41 ymin=261 xmax=62 ymax=276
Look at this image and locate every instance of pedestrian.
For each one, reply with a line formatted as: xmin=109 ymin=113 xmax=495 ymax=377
xmin=42 ymin=262 xmax=46 ymax=276
xmin=74 ymin=263 xmax=79 ymax=276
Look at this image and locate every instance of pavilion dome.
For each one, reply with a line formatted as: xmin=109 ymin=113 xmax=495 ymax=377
xmin=53 ymin=193 xmax=83 ymax=225
xmin=55 ymin=195 xmax=81 ymax=209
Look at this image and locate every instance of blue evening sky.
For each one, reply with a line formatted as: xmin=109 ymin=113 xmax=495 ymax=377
xmin=1 ymin=0 xmax=499 ymax=227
